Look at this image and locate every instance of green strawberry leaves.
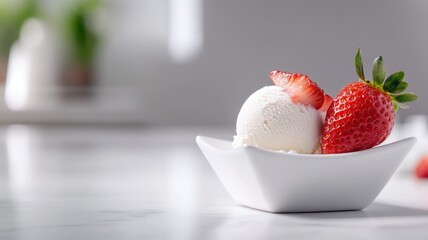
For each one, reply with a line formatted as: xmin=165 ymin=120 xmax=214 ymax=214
xmin=383 ymin=71 xmax=405 ymax=93
xmin=354 ymin=48 xmax=417 ymax=111
xmin=393 ymin=102 xmax=399 ymax=111
xmin=383 ymin=72 xmax=417 ymax=111
xmin=373 ymin=56 xmax=386 ymax=86
xmin=391 ymin=92 xmax=417 ymax=112
xmin=394 ymin=93 xmax=418 ymax=103
xmin=393 ymin=81 xmax=409 ymax=93
xmin=355 ymin=48 xmax=365 ymax=81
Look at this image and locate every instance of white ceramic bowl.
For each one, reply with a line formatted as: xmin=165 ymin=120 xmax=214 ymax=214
xmin=196 ymin=136 xmax=416 ymax=213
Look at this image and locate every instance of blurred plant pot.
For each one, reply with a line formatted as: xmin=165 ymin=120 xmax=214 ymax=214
xmin=62 ymin=64 xmax=93 ymax=87
xmin=0 ymin=58 xmax=7 ymax=85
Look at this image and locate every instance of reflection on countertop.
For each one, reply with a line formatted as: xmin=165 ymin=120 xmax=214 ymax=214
xmin=0 ymin=125 xmax=428 ymax=240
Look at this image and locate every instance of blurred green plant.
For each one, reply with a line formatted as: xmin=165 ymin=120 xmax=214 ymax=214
xmin=63 ymin=0 xmax=101 ymax=65
xmin=0 ymin=0 xmax=39 ymax=57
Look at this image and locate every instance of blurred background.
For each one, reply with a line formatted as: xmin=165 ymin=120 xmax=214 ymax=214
xmin=0 ymin=0 xmax=426 ymax=126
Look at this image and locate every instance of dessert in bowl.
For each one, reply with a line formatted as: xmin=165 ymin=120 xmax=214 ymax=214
xmin=197 ymin=49 xmax=417 ymax=212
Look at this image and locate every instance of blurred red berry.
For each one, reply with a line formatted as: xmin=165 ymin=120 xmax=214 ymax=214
xmin=415 ymin=155 xmax=428 ymax=178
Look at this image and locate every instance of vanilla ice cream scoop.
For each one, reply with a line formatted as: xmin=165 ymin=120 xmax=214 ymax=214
xmin=233 ymin=86 xmax=322 ymax=154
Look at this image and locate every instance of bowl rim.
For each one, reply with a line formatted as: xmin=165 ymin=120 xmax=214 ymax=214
xmin=196 ymin=135 xmax=417 ymax=159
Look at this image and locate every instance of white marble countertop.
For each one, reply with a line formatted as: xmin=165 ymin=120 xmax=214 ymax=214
xmin=1 ymin=125 xmax=428 ymax=240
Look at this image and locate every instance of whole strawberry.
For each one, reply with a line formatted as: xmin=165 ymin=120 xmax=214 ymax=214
xmin=322 ymin=49 xmax=417 ymax=154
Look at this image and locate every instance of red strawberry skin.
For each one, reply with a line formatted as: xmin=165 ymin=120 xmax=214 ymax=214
xmin=270 ymin=71 xmax=325 ymax=110
xmin=322 ymin=82 xmax=395 ymax=154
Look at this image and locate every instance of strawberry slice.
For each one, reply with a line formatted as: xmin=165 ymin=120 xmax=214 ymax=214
xmin=320 ymin=94 xmax=333 ymax=112
xmin=415 ymin=155 xmax=428 ymax=178
xmin=270 ymin=70 xmax=325 ymax=110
